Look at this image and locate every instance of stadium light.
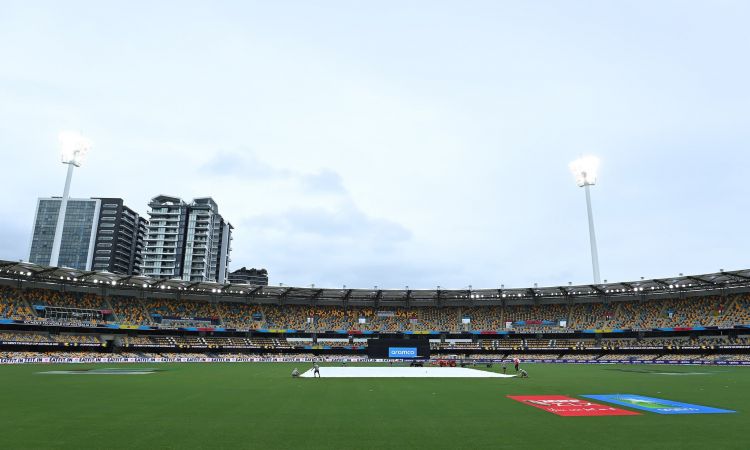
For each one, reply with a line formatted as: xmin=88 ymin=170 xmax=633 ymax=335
xmin=49 ymin=131 xmax=92 ymax=267
xmin=569 ymin=155 xmax=602 ymax=284
xmin=59 ymin=131 xmax=91 ymax=167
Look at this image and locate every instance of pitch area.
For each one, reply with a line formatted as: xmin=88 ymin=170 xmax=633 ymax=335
xmin=298 ymin=366 xmax=515 ymax=377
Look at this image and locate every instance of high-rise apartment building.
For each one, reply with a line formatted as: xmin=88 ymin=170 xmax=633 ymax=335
xmin=92 ymin=199 xmax=148 ymax=274
xmin=142 ymin=195 xmax=232 ymax=283
xmin=141 ymin=196 xmax=188 ymax=280
xmin=28 ymin=197 xmax=147 ymax=274
xmin=228 ymin=267 xmax=269 ymax=286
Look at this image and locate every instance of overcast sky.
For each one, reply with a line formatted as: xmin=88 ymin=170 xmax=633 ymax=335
xmin=1 ymin=1 xmax=748 ymax=289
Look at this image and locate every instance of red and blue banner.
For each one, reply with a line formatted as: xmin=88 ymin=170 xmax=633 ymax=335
xmin=583 ymin=394 xmax=735 ymax=415
xmin=507 ymin=395 xmax=640 ymax=416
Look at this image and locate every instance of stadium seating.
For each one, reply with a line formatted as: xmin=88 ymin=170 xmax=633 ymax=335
xmin=0 ymin=287 xmax=34 ymax=320
xmin=2 ymin=284 xmax=750 ymax=366
xmin=3 ymin=286 xmax=750 ymax=331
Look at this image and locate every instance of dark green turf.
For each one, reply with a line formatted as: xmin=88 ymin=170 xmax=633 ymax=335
xmin=0 ymin=363 xmax=746 ymax=449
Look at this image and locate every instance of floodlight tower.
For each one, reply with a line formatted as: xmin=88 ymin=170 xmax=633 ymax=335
xmin=49 ymin=131 xmax=91 ymax=267
xmin=569 ymin=156 xmax=601 ymax=284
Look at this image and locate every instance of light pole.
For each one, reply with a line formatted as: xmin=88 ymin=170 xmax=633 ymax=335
xmin=49 ymin=131 xmax=91 ymax=267
xmin=569 ymin=155 xmax=601 ymax=284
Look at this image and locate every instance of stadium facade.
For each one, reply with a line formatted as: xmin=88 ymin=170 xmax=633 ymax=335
xmin=28 ymin=197 xmax=147 ymax=274
xmin=1 ymin=259 xmax=749 ymax=365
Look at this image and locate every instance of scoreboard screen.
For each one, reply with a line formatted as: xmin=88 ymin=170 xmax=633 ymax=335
xmin=367 ymin=338 xmax=430 ymax=359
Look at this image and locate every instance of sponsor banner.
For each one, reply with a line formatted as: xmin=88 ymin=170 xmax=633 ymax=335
xmin=388 ymin=347 xmax=418 ymax=358
xmin=23 ymin=320 xmax=101 ymax=328
xmin=255 ymin=328 xmax=299 ymax=333
xmin=163 ymin=316 xmax=216 ymax=322
xmin=654 ymin=326 xmax=707 ymax=332
xmin=0 ymin=341 xmax=63 ymax=346
xmin=507 ymin=395 xmax=640 ymax=417
xmin=583 ymin=395 xmax=735 ymax=415
xmin=469 ymin=330 xmax=511 ymax=335
xmin=512 ymin=320 xmax=556 ymax=326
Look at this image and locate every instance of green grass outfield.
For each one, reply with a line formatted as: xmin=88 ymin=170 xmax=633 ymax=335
xmin=0 ymin=362 xmax=747 ymax=449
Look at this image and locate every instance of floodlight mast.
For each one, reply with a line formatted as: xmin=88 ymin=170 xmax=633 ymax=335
xmin=569 ymin=156 xmax=601 ymax=284
xmin=49 ymin=131 xmax=91 ymax=267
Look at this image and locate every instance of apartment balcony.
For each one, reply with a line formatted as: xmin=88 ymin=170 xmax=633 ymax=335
xmin=143 ymin=254 xmax=176 ymax=261
xmin=145 ymin=237 xmax=177 ymax=243
xmin=143 ymin=254 xmax=176 ymax=260
xmin=144 ymin=247 xmax=177 ymax=253
xmin=149 ymin=210 xmax=182 ymax=216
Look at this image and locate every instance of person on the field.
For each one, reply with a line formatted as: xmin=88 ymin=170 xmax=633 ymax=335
xmin=291 ymin=368 xmax=300 ymax=378
xmin=518 ymin=368 xmax=528 ymax=378
xmin=502 ymin=361 xmax=507 ymax=374
xmin=514 ymin=358 xmax=520 ymax=372
xmin=313 ymin=362 xmax=320 ymax=378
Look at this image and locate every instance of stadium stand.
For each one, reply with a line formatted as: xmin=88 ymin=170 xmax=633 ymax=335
xmin=2 ymin=264 xmax=750 ymax=365
xmin=4 ymin=284 xmax=750 ymax=332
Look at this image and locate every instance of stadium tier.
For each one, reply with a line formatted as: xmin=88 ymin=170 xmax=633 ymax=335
xmin=4 ymin=285 xmax=750 ymax=332
xmin=1 ymin=259 xmax=750 ymax=364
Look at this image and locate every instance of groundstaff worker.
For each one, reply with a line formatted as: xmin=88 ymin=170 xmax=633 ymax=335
xmin=291 ymin=368 xmax=300 ymax=378
xmin=313 ymin=362 xmax=321 ymax=378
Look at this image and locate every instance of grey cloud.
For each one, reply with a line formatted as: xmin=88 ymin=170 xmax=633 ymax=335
xmin=249 ymin=204 xmax=412 ymax=244
xmin=201 ymin=152 xmax=347 ymax=195
xmin=232 ymin=202 xmax=421 ymax=287
xmin=299 ymin=169 xmax=345 ymax=194
xmin=201 ymin=151 xmax=288 ymax=179
xmin=0 ymin=222 xmax=31 ymax=263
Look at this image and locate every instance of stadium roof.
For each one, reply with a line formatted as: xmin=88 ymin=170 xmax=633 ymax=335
xmin=2 ymin=259 xmax=750 ymax=304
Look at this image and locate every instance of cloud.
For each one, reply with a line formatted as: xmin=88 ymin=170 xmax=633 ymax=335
xmin=299 ymin=169 xmax=345 ymax=194
xmin=201 ymin=151 xmax=346 ymax=195
xmin=201 ymin=151 xmax=288 ymax=180
xmin=0 ymin=222 xmax=30 ymax=263
xmin=197 ymin=150 xmax=420 ymax=287
xmin=238 ymin=200 xmax=416 ymax=287
xmin=251 ymin=205 xmax=411 ymax=244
